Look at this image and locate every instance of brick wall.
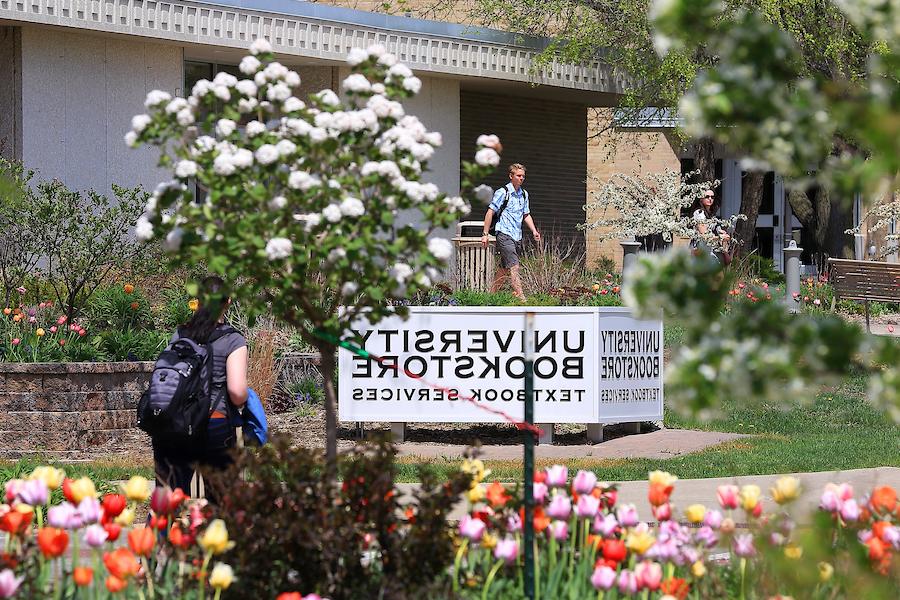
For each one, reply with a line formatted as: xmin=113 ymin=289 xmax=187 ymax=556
xmin=586 ymin=113 xmax=682 ymax=269
xmin=460 ymin=90 xmax=588 ymax=251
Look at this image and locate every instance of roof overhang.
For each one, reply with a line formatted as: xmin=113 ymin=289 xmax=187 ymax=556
xmin=0 ymin=0 xmax=628 ymax=100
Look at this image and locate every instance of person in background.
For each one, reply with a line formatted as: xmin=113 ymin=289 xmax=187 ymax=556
xmin=692 ymin=189 xmax=732 ymax=265
xmin=480 ymin=163 xmax=541 ymax=300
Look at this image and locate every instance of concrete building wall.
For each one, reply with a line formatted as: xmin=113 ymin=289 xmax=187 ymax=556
xmin=586 ymin=115 xmax=682 ymax=269
xmin=19 ymin=27 xmax=180 ymax=196
xmin=0 ymin=27 xmax=23 ymax=161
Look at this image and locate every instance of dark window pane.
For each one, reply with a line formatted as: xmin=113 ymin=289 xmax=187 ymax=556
xmin=753 ymin=227 xmax=774 ymax=259
xmin=185 ymin=61 xmax=213 ymax=93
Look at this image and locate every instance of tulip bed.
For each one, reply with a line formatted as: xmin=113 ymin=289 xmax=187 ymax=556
xmin=451 ymin=461 xmax=900 ymax=599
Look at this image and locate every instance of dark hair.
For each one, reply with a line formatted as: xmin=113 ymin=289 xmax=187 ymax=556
xmin=692 ymin=192 xmax=717 ymax=219
xmin=180 ymin=276 xmax=229 ymax=343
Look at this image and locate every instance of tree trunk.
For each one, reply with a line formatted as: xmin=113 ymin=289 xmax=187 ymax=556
xmin=824 ymin=188 xmax=854 ymax=260
xmin=732 ymin=171 xmax=766 ymax=260
xmin=318 ymin=345 xmax=338 ymax=471
xmin=695 ymin=137 xmax=716 ymax=184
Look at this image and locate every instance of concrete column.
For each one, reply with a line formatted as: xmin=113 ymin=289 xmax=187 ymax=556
xmin=620 ymin=239 xmax=642 ymax=281
xmin=587 ymin=424 xmax=604 ymax=444
xmin=854 ymin=234 xmax=864 ymax=261
xmin=537 ymin=423 xmax=554 ymax=445
xmin=784 ymin=240 xmax=803 ymax=313
xmin=391 ymin=422 xmax=406 ymax=443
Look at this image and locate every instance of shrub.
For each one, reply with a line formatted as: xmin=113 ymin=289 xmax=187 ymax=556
xmin=95 ymin=328 xmax=168 ymax=361
xmin=451 ymin=289 xmax=519 ymax=306
xmin=519 ymin=236 xmax=588 ymax=295
xmin=206 ymin=435 xmax=471 ymax=599
xmin=84 ymin=284 xmax=154 ymax=332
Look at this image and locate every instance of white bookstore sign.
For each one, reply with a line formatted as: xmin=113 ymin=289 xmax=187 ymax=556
xmin=338 ymin=307 xmax=663 ymax=424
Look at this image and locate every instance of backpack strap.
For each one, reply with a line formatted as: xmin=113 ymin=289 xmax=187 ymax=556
xmin=495 ymin=189 xmax=512 ymax=220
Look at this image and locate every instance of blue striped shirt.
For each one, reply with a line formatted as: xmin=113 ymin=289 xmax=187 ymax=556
xmin=490 ymin=183 xmax=529 ymax=241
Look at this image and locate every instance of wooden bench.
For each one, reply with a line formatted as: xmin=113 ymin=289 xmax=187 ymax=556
xmin=828 ymin=258 xmax=900 ymax=332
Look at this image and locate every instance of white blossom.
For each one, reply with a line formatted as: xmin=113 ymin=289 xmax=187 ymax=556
xmin=474 ymin=184 xmax=493 ymax=203
xmin=264 ymin=62 xmax=289 ymax=81
xmin=328 ymin=247 xmax=347 ymax=263
xmin=238 ymin=98 xmax=259 ymax=113
xmin=144 ymin=90 xmax=171 ymax=108
xmin=425 ymin=132 xmax=442 ymax=147
xmin=268 ymin=195 xmax=287 ymax=210
xmin=231 ymin=149 xmax=254 ymax=169
xmin=411 ymin=143 xmax=434 ymax=162
xmin=131 ymin=114 xmax=151 ymax=133
xmin=316 ymin=90 xmax=340 ymax=107
xmin=235 ymin=79 xmax=258 ymax=97
xmin=294 ymin=213 xmax=322 ymax=232
xmin=175 ymin=160 xmax=198 ymax=178
xmin=377 ymin=53 xmax=397 ymax=67
xmin=246 ymin=121 xmax=267 ymax=137
xmin=402 ymin=76 xmax=422 ymax=94
xmin=267 ymin=83 xmax=291 ymax=102
xmin=265 ymin=237 xmax=293 ymax=260
xmin=176 ymin=109 xmax=195 ymax=126
xmin=342 ymin=281 xmax=359 ymax=296
xmin=144 ymin=196 xmax=158 ymax=216
xmin=164 ymin=227 xmax=184 ymax=252
xmin=388 ymin=64 xmax=413 ymax=79
xmin=285 ymin=71 xmax=301 ymax=87
xmin=194 ymin=136 xmax=216 ymax=153
xmin=445 ymin=196 xmax=471 ymax=215
xmin=249 ymin=38 xmax=273 ymax=55
xmin=288 ymin=171 xmax=320 ymax=190
xmin=389 ymin=262 xmax=413 ymax=284
xmin=216 ymin=119 xmax=237 ymax=137
xmin=322 ymin=204 xmax=342 ymax=222
xmin=371 ymin=83 xmax=386 ymax=95
xmin=124 ymin=131 xmax=138 ymax=147
xmin=476 ymin=134 xmax=500 ymax=148
xmin=165 ymin=98 xmax=188 ymax=114
xmin=213 ymin=85 xmax=231 ymax=101
xmin=309 ymin=128 xmax=328 ymax=143
xmin=213 ymin=72 xmax=238 ymax=88
xmin=474 ymin=147 xmax=500 ymax=167
xmin=347 ymin=47 xmax=369 ymax=66
xmin=239 ymin=55 xmax=261 ymax=75
xmin=213 ymin=154 xmax=236 ymax=175
xmin=343 ymin=74 xmax=372 ymax=93
xmin=339 ymin=197 xmax=365 ymax=217
xmin=255 ymin=144 xmax=280 ymax=165
xmin=283 ymin=97 xmax=304 ymax=113
xmin=191 ymin=79 xmax=212 ymax=98
xmin=275 ymin=139 xmax=296 ymax=157
xmin=254 ymin=71 xmax=268 ymax=87
xmin=285 ymin=118 xmax=312 ymax=136
xmin=428 ymin=237 xmax=453 ymax=261
xmin=135 ymin=215 xmax=154 ymax=241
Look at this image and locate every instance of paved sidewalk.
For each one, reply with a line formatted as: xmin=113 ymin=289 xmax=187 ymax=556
xmin=395 ymin=428 xmax=748 ymax=461
xmin=399 ymin=467 xmax=900 ymax=522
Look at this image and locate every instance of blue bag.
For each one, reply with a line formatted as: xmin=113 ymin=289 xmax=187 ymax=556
xmin=240 ymin=388 xmax=268 ymax=446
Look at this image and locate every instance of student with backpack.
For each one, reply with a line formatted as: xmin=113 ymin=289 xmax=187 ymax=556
xmin=137 ymin=276 xmax=248 ymax=497
xmin=480 ymin=163 xmax=541 ymax=301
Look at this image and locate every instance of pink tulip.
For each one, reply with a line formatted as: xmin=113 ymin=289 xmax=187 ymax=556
xmin=28 ymin=316 xmax=36 ymax=323
xmin=547 ymin=494 xmax=572 ymax=520
xmin=77 ymin=497 xmax=101 ymax=524
xmin=545 ymin=465 xmax=568 ymax=488
xmin=57 ymin=316 xmax=66 ymax=324
xmin=819 ymin=490 xmax=842 ymax=512
xmin=616 ymin=504 xmax=640 ymax=527
xmin=550 ymin=520 xmax=568 ymax=541
xmin=703 ymin=509 xmax=723 ymax=529
xmin=69 ymin=324 xmax=78 ymax=331
xmin=15 ymin=287 xmax=25 ymax=294
xmin=4 ymin=480 xmax=24 ymax=503
xmin=882 ymin=525 xmax=900 ymax=548
xmin=593 ymin=513 xmax=618 ymax=537
xmin=83 ymin=524 xmax=109 ymax=548
xmin=635 ymin=561 xmax=662 ymax=591
xmin=617 ymin=569 xmax=638 ymax=594
xmin=717 ymin=485 xmax=740 ymax=510
xmin=507 ymin=513 xmax=522 ymax=533
xmin=733 ymin=533 xmax=756 ymax=557
xmin=10 ymin=338 xmax=19 ymax=346
xmin=532 ymin=482 xmax=548 ymax=504
xmin=590 ymin=565 xmax=616 ymax=590
xmin=576 ymin=494 xmax=600 ymax=519
xmin=48 ymin=502 xmax=83 ymax=529
xmin=458 ymin=515 xmax=486 ymax=542
xmin=0 ymin=568 xmax=23 ymax=598
xmin=17 ymin=479 xmax=48 ymax=506
xmin=493 ymin=538 xmax=518 ymax=564
xmin=78 ymin=328 xmax=86 ymax=336
xmin=572 ymin=470 xmax=598 ymax=495
xmin=652 ymin=502 xmax=672 ymax=521
xmin=49 ymin=326 xmax=57 ymax=333
xmin=39 ymin=302 xmax=46 ymax=308
xmin=840 ymin=498 xmax=860 ymax=522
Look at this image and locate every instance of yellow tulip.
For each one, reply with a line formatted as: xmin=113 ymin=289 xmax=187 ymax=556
xmin=122 ymin=476 xmax=151 ymax=502
xmin=625 ymin=527 xmax=655 ymax=555
xmin=209 ymin=563 xmax=235 ymax=590
xmin=691 ymin=561 xmax=707 ymax=578
xmin=771 ymin=476 xmax=801 ymax=505
xmin=784 ymin=544 xmax=803 ymax=560
xmin=199 ymin=519 xmax=234 ymax=555
xmin=30 ymin=466 xmax=65 ymax=490
xmin=36 ymin=328 xmax=45 ymax=337
xmin=461 ymin=459 xmax=489 ymax=483
xmin=685 ymin=504 xmax=706 ymax=524
xmin=467 ymin=484 xmax=485 ymax=504
xmin=115 ymin=507 xmax=136 ymax=526
xmin=648 ymin=470 xmax=677 ymax=487
xmin=14 ymin=503 xmax=34 ymax=515
xmin=69 ymin=477 xmax=97 ymax=503
xmin=481 ymin=532 xmax=498 ymax=550
xmin=740 ymin=485 xmax=761 ymax=512
xmin=818 ymin=561 xmax=834 ymax=582
xmin=188 ymin=298 xmax=199 ymax=312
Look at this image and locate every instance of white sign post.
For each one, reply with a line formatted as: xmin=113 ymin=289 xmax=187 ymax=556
xmin=338 ymin=307 xmax=663 ymax=439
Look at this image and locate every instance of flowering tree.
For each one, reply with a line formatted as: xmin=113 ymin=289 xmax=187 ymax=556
xmin=582 ymin=169 xmax=743 ymax=252
xmin=128 ymin=39 xmax=499 ymax=464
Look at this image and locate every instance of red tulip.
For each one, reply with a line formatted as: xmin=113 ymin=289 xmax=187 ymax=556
xmin=602 ymin=538 xmax=627 ymax=563
xmin=105 ymin=576 xmax=127 ymax=593
xmin=127 ymin=527 xmax=155 ymax=557
xmin=62 ymin=478 xmax=76 ymax=503
xmin=102 ymin=494 xmax=127 ymax=519
xmin=103 ymin=522 xmax=122 ymax=542
xmin=150 ymin=488 xmax=171 ymax=515
xmin=169 ymin=488 xmax=186 ymax=511
xmin=103 ymin=547 xmax=140 ymax=579
xmin=73 ymin=566 xmax=93 ymax=587
xmin=0 ymin=511 xmax=32 ymax=536
xmin=37 ymin=527 xmax=69 ymax=558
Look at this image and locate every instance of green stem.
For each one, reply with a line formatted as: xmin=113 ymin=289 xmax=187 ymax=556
xmin=739 ymin=557 xmax=747 ymax=600
xmin=199 ymin=552 xmax=212 ymax=600
xmin=213 ymin=590 xmax=222 ymax=600
xmin=481 ymin=559 xmax=504 ymax=600
xmin=452 ymin=539 xmax=468 ymax=594
xmin=142 ymin=556 xmax=155 ymax=599
xmin=534 ymin=539 xmax=541 ymax=600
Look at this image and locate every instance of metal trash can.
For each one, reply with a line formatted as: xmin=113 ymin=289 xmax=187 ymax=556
xmin=452 ymin=221 xmax=495 ymax=291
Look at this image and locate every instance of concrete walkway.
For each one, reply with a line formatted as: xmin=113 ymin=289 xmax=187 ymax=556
xmin=395 ymin=428 xmax=748 ymax=461
xmin=399 ymin=467 xmax=900 ymax=522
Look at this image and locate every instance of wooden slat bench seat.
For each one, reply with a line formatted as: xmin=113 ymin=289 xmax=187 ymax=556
xmin=828 ymin=258 xmax=900 ymax=332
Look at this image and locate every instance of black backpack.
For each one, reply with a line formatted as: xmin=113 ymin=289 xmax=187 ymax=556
xmin=488 ymin=188 xmax=527 ymax=236
xmin=136 ymin=326 xmax=236 ymax=445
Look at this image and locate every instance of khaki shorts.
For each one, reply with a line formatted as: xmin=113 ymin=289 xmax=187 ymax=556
xmin=495 ymin=231 xmax=521 ymax=269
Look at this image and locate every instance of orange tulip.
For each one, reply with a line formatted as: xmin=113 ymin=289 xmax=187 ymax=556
xmin=105 ymin=575 xmax=127 ymax=593
xmin=486 ymin=482 xmax=510 ymax=508
xmin=37 ymin=527 xmax=69 ymax=558
xmin=127 ymin=526 xmax=155 ymax=557
xmin=123 ymin=284 xmax=135 ymax=294
xmin=103 ymin=547 xmax=140 ymax=580
xmin=867 ymin=537 xmax=887 ymax=562
xmin=73 ymin=566 xmax=93 ymax=587
xmin=168 ymin=524 xmax=195 ymax=548
xmin=0 ymin=511 xmax=32 ymax=536
xmin=1 ymin=308 xmax=9 ymax=315
xmin=129 ymin=302 xmax=140 ymax=311
xmin=869 ymin=486 xmax=897 ymax=515
xmin=660 ymin=577 xmax=690 ymax=600
xmin=648 ymin=482 xmax=673 ymax=507
xmin=276 ymin=594 xmax=303 ymax=600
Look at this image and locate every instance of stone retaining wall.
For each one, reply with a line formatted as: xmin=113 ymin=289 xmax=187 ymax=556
xmin=0 ymin=354 xmax=322 ymax=458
